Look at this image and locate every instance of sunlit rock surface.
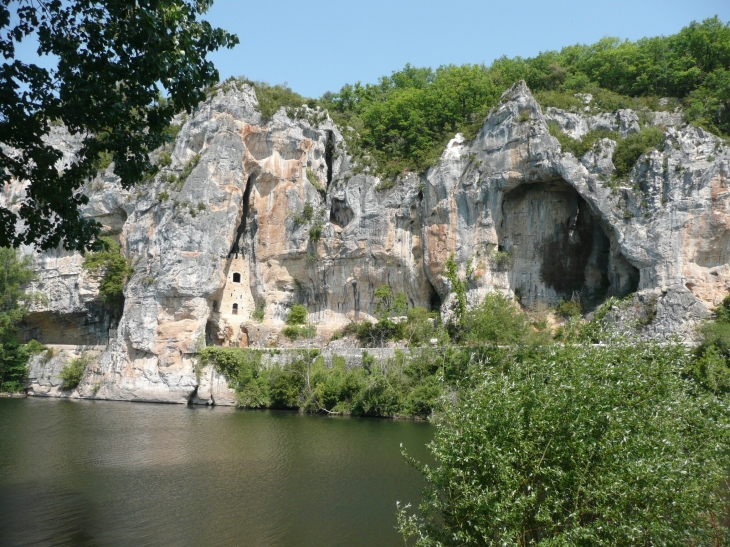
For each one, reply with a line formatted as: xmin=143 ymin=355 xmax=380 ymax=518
xmin=11 ymin=81 xmax=729 ymax=403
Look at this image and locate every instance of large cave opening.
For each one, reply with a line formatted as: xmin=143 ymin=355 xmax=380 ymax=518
xmin=498 ymin=180 xmax=638 ymax=308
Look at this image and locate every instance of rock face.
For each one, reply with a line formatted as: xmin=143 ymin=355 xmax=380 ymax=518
xmin=11 ymin=81 xmax=730 ymax=403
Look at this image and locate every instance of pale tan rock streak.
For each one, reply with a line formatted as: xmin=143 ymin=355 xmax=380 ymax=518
xmin=19 ymin=81 xmax=730 ymax=402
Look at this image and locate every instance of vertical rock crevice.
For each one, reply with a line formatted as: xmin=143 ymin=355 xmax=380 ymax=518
xmin=325 ymin=130 xmax=334 ymax=187
xmin=231 ymin=174 xmax=255 ymax=255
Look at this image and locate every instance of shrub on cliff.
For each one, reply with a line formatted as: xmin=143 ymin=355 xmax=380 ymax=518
xmin=398 ymin=341 xmax=730 ymax=546
xmin=462 ymin=292 xmax=532 ymax=346
xmin=612 ymin=126 xmax=665 ymax=178
xmin=82 ymin=237 xmax=133 ymax=311
xmin=286 ymin=305 xmax=308 ymax=326
xmin=59 ymin=353 xmax=93 ymax=390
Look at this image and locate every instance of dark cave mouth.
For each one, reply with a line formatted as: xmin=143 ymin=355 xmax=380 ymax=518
xmin=499 ymin=180 xmax=639 ymax=306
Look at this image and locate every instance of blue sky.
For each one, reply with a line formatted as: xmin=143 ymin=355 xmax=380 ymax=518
xmin=11 ymin=0 xmax=730 ymax=99
xmin=201 ymin=0 xmax=730 ymax=97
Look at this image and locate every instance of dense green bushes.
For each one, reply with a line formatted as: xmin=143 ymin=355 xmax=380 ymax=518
xmin=59 ymin=353 xmax=93 ymax=390
xmin=398 ymin=340 xmax=730 ymax=546
xmin=199 ymin=347 xmax=447 ymax=418
xmin=612 ymin=126 xmax=665 ymax=176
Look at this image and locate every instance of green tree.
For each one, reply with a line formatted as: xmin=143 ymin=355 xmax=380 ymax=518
xmin=286 ymin=304 xmax=308 ymax=326
xmin=373 ymin=285 xmax=407 ymax=320
xmin=0 ymin=0 xmax=238 ymax=251
xmin=0 ymin=247 xmax=35 ymax=391
xmin=462 ymin=291 xmax=531 ymax=345
xmin=399 ymin=342 xmax=730 ymax=546
xmin=321 ymin=17 xmax=730 ymax=178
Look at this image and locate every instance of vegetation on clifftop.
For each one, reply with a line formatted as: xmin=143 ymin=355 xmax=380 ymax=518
xmin=320 ymin=16 xmax=729 ymax=178
xmin=243 ymin=17 xmax=729 ymax=180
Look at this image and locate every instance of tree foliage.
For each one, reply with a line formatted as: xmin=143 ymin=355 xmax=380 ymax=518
xmin=200 ymin=347 xmax=448 ymax=418
xmin=399 ymin=342 xmax=730 ymax=546
xmin=320 ymin=17 xmax=730 ymax=178
xmin=0 ymin=0 xmax=238 ymax=251
xmin=0 ymin=247 xmax=35 ymax=391
xmin=612 ymin=126 xmax=665 ymax=177
xmin=286 ymin=304 xmax=308 ymax=326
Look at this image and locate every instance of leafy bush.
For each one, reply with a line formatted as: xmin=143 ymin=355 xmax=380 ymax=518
xmin=612 ymin=126 xmax=664 ymax=177
xmin=163 ymin=122 xmax=182 ymax=143
xmin=59 ymin=354 xmax=93 ymax=390
xmin=462 ymin=292 xmax=532 ymax=345
xmin=25 ymin=339 xmax=47 ymax=355
xmin=251 ymin=81 xmax=310 ymax=119
xmin=286 ymin=304 xmax=308 ymax=325
xmin=491 ymin=249 xmax=512 ymax=269
xmin=556 ymin=299 xmax=582 ymax=318
xmin=93 ymin=151 xmax=113 ymax=171
xmin=200 ymin=347 xmax=269 ymax=407
xmin=690 ymin=295 xmax=730 ymax=394
xmin=82 ymin=237 xmax=133 ymax=311
xmin=157 ymin=151 xmax=172 ymax=167
xmin=548 ymin=121 xmax=621 ymax=159
xmin=398 ymin=342 xmax=730 ymax=546
xmin=251 ymin=301 xmax=265 ymax=322
xmin=306 ymin=168 xmax=326 ymax=195
xmin=308 ymin=224 xmax=323 ymax=242
xmin=282 ymin=325 xmax=316 ymax=340
xmin=177 ymin=153 xmax=200 ymax=187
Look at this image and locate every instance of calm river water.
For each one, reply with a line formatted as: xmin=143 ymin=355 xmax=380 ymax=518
xmin=0 ymin=398 xmax=433 ymax=547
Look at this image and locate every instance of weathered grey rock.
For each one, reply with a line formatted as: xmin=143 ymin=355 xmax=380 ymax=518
xmin=17 ymin=80 xmax=730 ymax=402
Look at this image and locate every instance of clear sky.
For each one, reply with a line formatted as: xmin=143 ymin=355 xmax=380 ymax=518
xmin=9 ymin=0 xmax=730 ymax=99
xmin=200 ymin=0 xmax=730 ymax=98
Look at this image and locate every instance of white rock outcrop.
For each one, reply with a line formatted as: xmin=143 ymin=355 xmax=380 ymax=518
xmin=13 ymin=81 xmax=730 ymax=403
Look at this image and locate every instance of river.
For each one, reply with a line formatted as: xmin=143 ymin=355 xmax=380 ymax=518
xmin=0 ymin=398 xmax=433 ymax=547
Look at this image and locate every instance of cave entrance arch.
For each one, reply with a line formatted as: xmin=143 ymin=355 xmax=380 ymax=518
xmin=497 ymin=179 xmax=638 ymax=308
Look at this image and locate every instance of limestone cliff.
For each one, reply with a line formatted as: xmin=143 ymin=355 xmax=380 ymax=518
xmin=11 ymin=81 xmax=730 ymax=403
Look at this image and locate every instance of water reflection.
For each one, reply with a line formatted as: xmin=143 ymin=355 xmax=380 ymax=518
xmin=0 ymin=399 xmax=432 ymax=547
